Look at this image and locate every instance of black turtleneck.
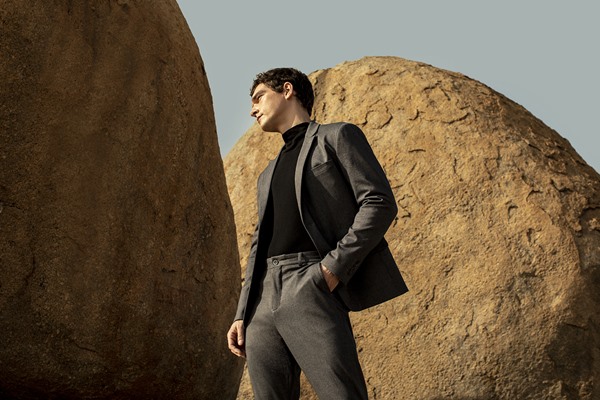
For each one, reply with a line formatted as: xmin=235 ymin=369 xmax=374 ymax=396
xmin=263 ymin=122 xmax=316 ymax=258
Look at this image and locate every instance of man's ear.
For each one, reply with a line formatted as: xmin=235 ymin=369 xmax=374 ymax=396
xmin=283 ymin=82 xmax=294 ymax=100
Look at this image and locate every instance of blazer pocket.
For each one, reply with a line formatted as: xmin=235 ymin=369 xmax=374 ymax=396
xmin=311 ymin=160 xmax=334 ymax=176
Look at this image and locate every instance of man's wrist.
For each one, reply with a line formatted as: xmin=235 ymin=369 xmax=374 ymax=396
xmin=320 ymin=263 xmax=336 ymax=276
xmin=320 ymin=263 xmax=340 ymax=291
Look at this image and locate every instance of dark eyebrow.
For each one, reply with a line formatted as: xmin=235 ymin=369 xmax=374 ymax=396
xmin=251 ymin=90 xmax=265 ymax=102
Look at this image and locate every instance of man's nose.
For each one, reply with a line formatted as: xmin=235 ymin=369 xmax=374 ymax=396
xmin=250 ymin=106 xmax=258 ymax=117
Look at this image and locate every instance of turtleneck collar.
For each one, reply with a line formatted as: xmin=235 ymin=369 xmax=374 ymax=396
xmin=282 ymin=122 xmax=310 ymax=149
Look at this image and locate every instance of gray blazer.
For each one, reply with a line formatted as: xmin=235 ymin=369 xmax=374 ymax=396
xmin=235 ymin=121 xmax=408 ymax=323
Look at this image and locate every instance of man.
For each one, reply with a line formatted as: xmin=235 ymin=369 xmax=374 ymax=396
xmin=227 ymin=68 xmax=408 ymax=399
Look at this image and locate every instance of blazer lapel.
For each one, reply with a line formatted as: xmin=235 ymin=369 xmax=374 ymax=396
xmin=257 ymin=152 xmax=280 ymax=222
xmin=295 ymin=121 xmax=319 ymax=215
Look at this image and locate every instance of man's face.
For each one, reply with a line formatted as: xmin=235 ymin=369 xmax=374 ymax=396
xmin=250 ymin=83 xmax=287 ymax=133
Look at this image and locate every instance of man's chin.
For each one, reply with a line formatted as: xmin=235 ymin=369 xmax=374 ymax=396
xmin=258 ymin=123 xmax=278 ymax=133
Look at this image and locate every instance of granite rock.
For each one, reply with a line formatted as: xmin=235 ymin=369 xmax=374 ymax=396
xmin=0 ymin=1 xmax=242 ymax=398
xmin=225 ymin=57 xmax=600 ymax=399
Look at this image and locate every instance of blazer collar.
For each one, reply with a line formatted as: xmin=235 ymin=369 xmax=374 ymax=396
xmin=305 ymin=120 xmax=319 ymax=138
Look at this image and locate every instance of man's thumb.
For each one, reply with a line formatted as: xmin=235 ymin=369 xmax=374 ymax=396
xmin=238 ymin=327 xmax=245 ymax=345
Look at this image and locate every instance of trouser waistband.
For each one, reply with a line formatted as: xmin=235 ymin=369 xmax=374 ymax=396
xmin=265 ymin=251 xmax=321 ymax=268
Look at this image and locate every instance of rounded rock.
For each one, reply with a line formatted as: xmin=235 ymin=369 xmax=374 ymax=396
xmin=0 ymin=1 xmax=242 ymax=398
xmin=226 ymin=56 xmax=600 ymax=399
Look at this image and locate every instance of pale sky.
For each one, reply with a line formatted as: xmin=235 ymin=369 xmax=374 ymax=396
xmin=177 ymin=0 xmax=599 ymax=173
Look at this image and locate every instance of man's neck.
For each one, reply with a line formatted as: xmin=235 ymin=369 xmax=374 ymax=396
xmin=278 ymin=115 xmax=311 ymax=134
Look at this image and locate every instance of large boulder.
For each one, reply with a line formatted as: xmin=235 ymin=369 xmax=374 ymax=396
xmin=0 ymin=1 xmax=242 ymax=398
xmin=225 ymin=57 xmax=600 ymax=399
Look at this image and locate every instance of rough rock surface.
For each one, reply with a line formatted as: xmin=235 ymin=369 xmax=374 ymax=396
xmin=225 ymin=57 xmax=600 ymax=399
xmin=0 ymin=1 xmax=242 ymax=399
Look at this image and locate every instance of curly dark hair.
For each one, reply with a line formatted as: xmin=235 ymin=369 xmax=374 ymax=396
xmin=250 ymin=68 xmax=314 ymax=115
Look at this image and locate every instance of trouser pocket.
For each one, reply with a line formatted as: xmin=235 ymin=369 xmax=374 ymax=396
xmin=269 ymin=267 xmax=282 ymax=311
xmin=307 ymin=262 xmax=349 ymax=312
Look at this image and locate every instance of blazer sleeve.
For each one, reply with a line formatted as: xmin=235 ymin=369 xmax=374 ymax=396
xmin=320 ymin=123 xmax=398 ymax=284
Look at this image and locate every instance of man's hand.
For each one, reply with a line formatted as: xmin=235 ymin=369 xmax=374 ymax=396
xmin=320 ymin=264 xmax=339 ymax=292
xmin=227 ymin=320 xmax=246 ymax=358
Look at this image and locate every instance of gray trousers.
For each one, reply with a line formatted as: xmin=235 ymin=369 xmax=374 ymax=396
xmin=245 ymin=251 xmax=368 ymax=400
